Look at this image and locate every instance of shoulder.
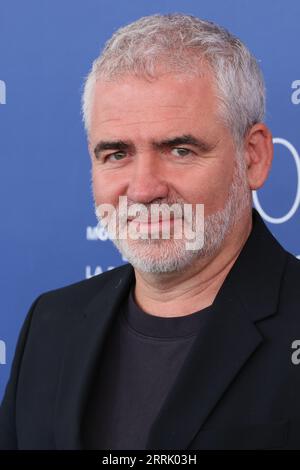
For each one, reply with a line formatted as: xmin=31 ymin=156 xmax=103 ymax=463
xmin=28 ymin=263 xmax=133 ymax=326
xmin=38 ymin=263 xmax=132 ymax=304
xmin=280 ymin=253 xmax=300 ymax=313
xmin=285 ymin=252 xmax=300 ymax=276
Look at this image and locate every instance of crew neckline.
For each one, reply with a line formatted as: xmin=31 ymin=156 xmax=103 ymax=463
xmin=123 ymin=288 xmax=214 ymax=339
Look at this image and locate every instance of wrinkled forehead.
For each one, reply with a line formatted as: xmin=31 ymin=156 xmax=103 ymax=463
xmin=89 ymin=71 xmax=221 ymax=138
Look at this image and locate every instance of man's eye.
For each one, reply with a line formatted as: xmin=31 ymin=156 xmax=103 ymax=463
xmin=105 ymin=152 xmax=126 ymax=162
xmin=171 ymin=147 xmax=192 ymax=157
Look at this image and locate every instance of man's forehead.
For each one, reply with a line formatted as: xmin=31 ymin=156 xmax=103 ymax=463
xmin=90 ymin=73 xmax=217 ymax=131
xmin=93 ymin=72 xmax=216 ymax=105
xmin=89 ymin=118 xmax=219 ymax=149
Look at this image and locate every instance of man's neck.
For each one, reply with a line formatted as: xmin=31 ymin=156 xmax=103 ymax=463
xmin=133 ymin=212 xmax=253 ymax=318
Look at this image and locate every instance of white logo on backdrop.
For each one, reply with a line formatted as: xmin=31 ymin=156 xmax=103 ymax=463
xmin=86 ymin=225 xmax=109 ymax=241
xmin=0 ymin=340 xmax=6 ymax=365
xmin=253 ymin=138 xmax=300 ymax=224
xmin=85 ymin=265 xmax=115 ymax=278
xmin=291 ymin=80 xmax=300 ymax=105
xmin=0 ymin=80 xmax=6 ymax=105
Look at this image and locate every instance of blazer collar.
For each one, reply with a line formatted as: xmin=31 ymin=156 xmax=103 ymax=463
xmin=220 ymin=209 xmax=287 ymax=322
xmin=55 ymin=210 xmax=288 ymax=449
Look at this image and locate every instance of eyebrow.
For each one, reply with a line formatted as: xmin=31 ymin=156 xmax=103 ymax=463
xmin=93 ymin=134 xmax=216 ymax=159
xmin=94 ymin=140 xmax=131 ymax=158
xmin=154 ymin=134 xmax=216 ymax=153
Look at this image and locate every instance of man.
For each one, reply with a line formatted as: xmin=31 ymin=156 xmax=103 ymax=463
xmin=0 ymin=13 xmax=300 ymax=450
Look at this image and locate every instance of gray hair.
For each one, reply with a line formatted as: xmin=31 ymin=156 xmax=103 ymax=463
xmin=82 ymin=13 xmax=265 ymax=148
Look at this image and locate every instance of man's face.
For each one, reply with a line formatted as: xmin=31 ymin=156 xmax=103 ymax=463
xmin=89 ymin=71 xmax=249 ymax=272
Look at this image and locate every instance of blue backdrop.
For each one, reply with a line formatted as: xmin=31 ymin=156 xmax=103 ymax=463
xmin=0 ymin=0 xmax=299 ymax=401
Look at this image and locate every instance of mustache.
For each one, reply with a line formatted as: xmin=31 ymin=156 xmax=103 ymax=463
xmin=94 ymin=197 xmax=202 ymax=230
xmin=118 ymin=201 xmax=190 ymax=225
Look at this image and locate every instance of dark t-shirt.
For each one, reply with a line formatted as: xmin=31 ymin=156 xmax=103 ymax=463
xmin=83 ymin=289 xmax=213 ymax=450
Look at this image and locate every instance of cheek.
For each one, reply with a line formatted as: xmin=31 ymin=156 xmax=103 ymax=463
xmin=92 ymin=167 xmax=125 ymax=206
xmin=177 ymin=166 xmax=233 ymax=212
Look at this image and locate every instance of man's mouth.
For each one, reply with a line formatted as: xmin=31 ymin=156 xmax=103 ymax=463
xmin=127 ymin=214 xmax=179 ymax=224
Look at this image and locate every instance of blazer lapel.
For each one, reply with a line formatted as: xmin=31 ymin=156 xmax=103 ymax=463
xmin=146 ymin=293 xmax=263 ymax=450
xmin=54 ymin=265 xmax=134 ymax=449
xmin=146 ymin=210 xmax=288 ymax=450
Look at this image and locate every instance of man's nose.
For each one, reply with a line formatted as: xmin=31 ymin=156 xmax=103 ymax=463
xmin=126 ymin=154 xmax=169 ymax=204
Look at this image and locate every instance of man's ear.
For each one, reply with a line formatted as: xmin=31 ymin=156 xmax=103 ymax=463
xmin=244 ymin=123 xmax=273 ymax=190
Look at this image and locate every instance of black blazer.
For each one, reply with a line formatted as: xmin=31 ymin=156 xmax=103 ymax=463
xmin=1 ymin=211 xmax=300 ymax=450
